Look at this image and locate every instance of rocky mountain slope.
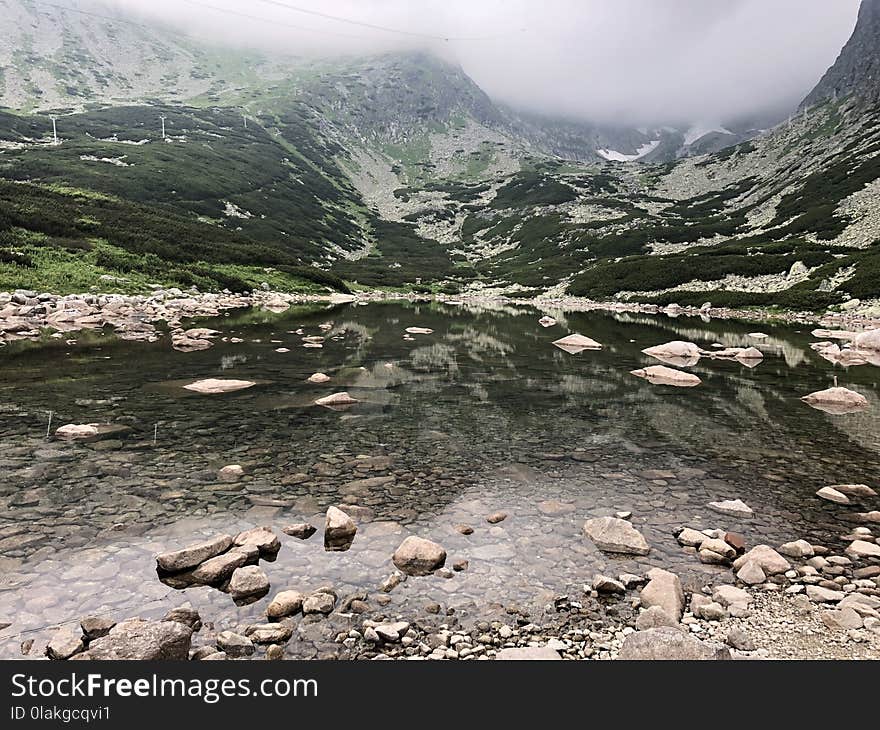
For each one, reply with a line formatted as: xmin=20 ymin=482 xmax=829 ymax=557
xmin=1 ymin=0 xmax=879 ymax=310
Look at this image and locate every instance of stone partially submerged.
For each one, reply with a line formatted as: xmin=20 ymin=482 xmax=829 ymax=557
xmin=324 ymin=506 xmax=357 ymax=551
xmin=392 ymin=536 xmax=447 ymax=575
xmin=315 ymin=392 xmax=359 ymax=408
xmin=538 ymin=316 xmax=557 ymax=328
xmin=552 ymin=333 xmax=603 ymax=354
xmin=54 ymin=423 xmax=132 ymax=442
xmin=183 ymin=378 xmax=256 ymax=395
xmin=307 ymin=373 xmax=331 ymax=384
xmin=156 ymin=534 xmax=233 ymax=573
xmin=801 ymin=387 xmax=868 ymax=414
xmin=642 ymin=341 xmax=701 ymax=366
xmin=73 ymin=619 xmax=192 ymax=660
xmin=707 ymin=499 xmax=754 ymax=518
xmin=630 ymin=365 xmax=701 ymax=388
xmin=583 ymin=516 xmax=650 ymax=556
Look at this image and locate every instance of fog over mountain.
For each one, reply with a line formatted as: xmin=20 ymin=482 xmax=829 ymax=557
xmin=109 ymin=0 xmax=862 ymax=126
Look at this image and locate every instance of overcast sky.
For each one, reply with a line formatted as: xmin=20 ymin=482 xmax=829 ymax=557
xmin=109 ymin=0 xmax=863 ymax=126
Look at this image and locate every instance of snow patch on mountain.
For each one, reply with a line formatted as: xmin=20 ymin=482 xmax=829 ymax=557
xmin=596 ymin=140 xmax=660 ymax=162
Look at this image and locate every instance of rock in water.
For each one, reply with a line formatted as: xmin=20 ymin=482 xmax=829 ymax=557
xmin=218 ymin=464 xmax=244 ymax=482
xmin=216 ymin=631 xmax=254 ymax=658
xmin=617 ymin=628 xmax=730 ymax=660
xmin=801 ymin=387 xmax=868 ymax=414
xmin=307 ymin=373 xmax=331 ymax=384
xmin=630 ymin=365 xmax=701 ymax=387
xmin=641 ymin=340 xmax=701 ymax=366
xmin=538 ymin=316 xmax=557 ymax=328
xmin=324 ymin=506 xmax=357 ymax=551
xmin=832 ymin=483 xmax=878 ymax=498
xmin=283 ymin=523 xmax=317 ymax=540
xmin=816 ymin=486 xmax=851 ymax=504
xmin=640 ymin=568 xmax=685 ymax=621
xmin=315 ymin=392 xmax=359 ymax=407
xmin=854 ymin=328 xmax=880 ymax=351
xmin=266 ymin=591 xmax=304 ymax=620
xmin=234 ymin=526 xmax=281 ymax=557
xmin=405 ymin=327 xmax=434 ymax=335
xmin=706 ymin=499 xmax=753 ymax=518
xmin=392 ymin=536 xmax=447 ymax=575
xmin=54 ymin=423 xmax=132 ymax=442
xmin=552 ymin=333 xmax=603 ymax=353
xmin=75 ymin=619 xmax=192 ymax=660
xmin=183 ymin=378 xmax=256 ymax=394
xmin=156 ymin=534 xmax=233 ymax=573
xmin=582 ymin=516 xmax=651 ymax=556
xmin=227 ymin=566 xmax=270 ymax=605
xmin=46 ymin=628 xmax=85 ymax=660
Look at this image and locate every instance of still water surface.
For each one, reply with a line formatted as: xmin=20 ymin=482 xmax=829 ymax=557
xmin=1 ymin=301 xmax=878 ymax=657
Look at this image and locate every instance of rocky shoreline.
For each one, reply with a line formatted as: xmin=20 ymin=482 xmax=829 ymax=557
xmin=4 ymin=286 xmax=880 ymax=351
xmin=35 ymin=501 xmax=880 ymax=661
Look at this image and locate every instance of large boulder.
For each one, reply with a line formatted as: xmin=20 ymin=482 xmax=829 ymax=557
xmin=234 ymin=526 xmax=281 ymax=557
xmin=552 ymin=333 xmax=603 ymax=353
xmin=642 ymin=341 xmax=701 ymax=366
xmin=156 ymin=534 xmax=233 ymax=573
xmin=854 ymin=328 xmax=880 ymax=351
xmin=639 ymin=568 xmax=685 ymax=621
xmin=617 ymin=628 xmax=730 ymax=660
xmin=583 ymin=517 xmax=651 ymax=556
xmin=227 ymin=566 xmax=270 ymax=605
xmin=75 ymin=619 xmax=192 ymax=660
xmin=183 ymin=378 xmax=256 ymax=394
xmin=324 ymin=506 xmax=357 ymax=551
xmin=392 ymin=536 xmax=447 ymax=576
xmin=732 ymin=545 xmax=791 ymax=576
xmin=801 ymin=387 xmax=868 ymax=413
xmin=630 ymin=365 xmax=701 ymax=388
xmin=189 ymin=550 xmax=249 ymax=585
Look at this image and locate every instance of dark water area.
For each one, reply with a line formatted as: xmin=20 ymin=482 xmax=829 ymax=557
xmin=1 ymin=300 xmax=878 ymax=657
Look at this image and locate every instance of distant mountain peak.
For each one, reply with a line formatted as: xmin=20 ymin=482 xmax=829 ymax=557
xmin=803 ymin=0 xmax=880 ymax=108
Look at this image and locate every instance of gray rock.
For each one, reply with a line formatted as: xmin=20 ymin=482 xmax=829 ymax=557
xmin=216 ymin=631 xmax=254 ymax=658
xmin=162 ymin=605 xmax=202 ymax=632
xmin=324 ymin=506 xmax=357 ymax=551
xmin=640 ymin=568 xmax=685 ymax=621
xmin=816 ymin=486 xmax=851 ymax=505
xmin=282 ymin=523 xmax=316 ymax=540
xmin=618 ymin=628 xmax=730 ymax=660
xmin=732 ymin=545 xmax=791 ymax=576
xmin=46 ymin=628 xmax=85 ymax=660
xmin=233 ymin=526 xmax=281 ymax=557
xmin=592 ymin=573 xmax=625 ymax=594
xmin=302 ymin=591 xmax=336 ymax=615
xmin=820 ymin=607 xmax=864 ymax=630
xmin=392 ymin=536 xmax=447 ymax=576
xmin=726 ymin=627 xmax=756 ymax=652
xmin=244 ymin=624 xmax=293 ymax=644
xmin=227 ymin=566 xmax=270 ymax=604
xmin=636 ymin=606 xmax=678 ymax=630
xmin=189 ymin=550 xmax=248 ymax=585
xmin=778 ymin=540 xmax=815 ymax=559
xmin=156 ymin=534 xmax=233 ymax=573
xmin=712 ymin=585 xmax=751 ymax=608
xmin=676 ymin=527 xmax=708 ymax=547
xmin=80 ymin=616 xmax=116 ymax=641
xmin=706 ymin=499 xmax=753 ymax=518
xmin=374 ymin=621 xmax=410 ymax=643
xmin=806 ymin=585 xmax=845 ymax=603
xmin=266 ymin=590 xmax=304 ymax=620
xmin=77 ymin=619 xmax=192 ymax=660
xmin=735 ymin=560 xmax=767 ymax=585
xmin=693 ymin=601 xmax=728 ymax=621
xmin=583 ymin=517 xmax=650 ymax=556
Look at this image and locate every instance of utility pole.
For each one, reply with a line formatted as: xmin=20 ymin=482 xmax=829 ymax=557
xmin=160 ymin=114 xmax=167 ymax=140
xmin=49 ymin=115 xmax=58 ymax=145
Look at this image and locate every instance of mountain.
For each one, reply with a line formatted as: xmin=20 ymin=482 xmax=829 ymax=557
xmin=1 ymin=0 xmax=880 ymax=311
xmin=803 ymin=0 xmax=880 ymax=109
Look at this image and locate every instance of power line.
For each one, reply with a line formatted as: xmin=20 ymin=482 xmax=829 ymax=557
xmin=250 ymin=0 xmax=516 ymax=42
xmin=178 ymin=0 xmax=374 ymax=40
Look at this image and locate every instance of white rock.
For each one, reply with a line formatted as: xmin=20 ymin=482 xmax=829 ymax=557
xmin=583 ymin=516 xmax=650 ymax=556
xmin=630 ymin=365 xmax=701 ymax=387
xmin=707 ymin=499 xmax=753 ymax=518
xmin=183 ymin=378 xmax=256 ymax=394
